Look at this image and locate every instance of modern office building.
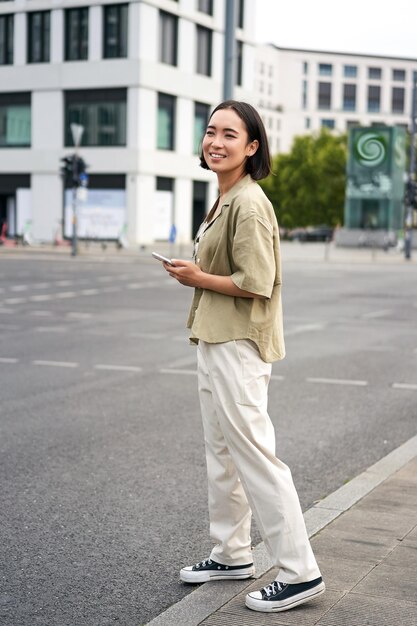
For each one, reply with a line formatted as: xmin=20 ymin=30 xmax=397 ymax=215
xmin=255 ymin=45 xmax=417 ymax=156
xmin=0 ymin=0 xmax=255 ymax=245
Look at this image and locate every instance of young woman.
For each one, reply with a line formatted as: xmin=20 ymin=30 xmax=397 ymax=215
xmin=162 ymin=101 xmax=325 ymax=613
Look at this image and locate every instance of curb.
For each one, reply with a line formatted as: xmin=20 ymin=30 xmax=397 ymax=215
xmin=146 ymin=433 xmax=417 ymax=626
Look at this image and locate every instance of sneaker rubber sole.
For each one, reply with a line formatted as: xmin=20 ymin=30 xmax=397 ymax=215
xmin=245 ymin=580 xmax=325 ymax=612
xmin=180 ymin=565 xmax=255 ymax=584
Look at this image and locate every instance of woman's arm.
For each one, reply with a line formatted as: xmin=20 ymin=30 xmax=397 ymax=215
xmin=163 ymin=259 xmax=265 ymax=299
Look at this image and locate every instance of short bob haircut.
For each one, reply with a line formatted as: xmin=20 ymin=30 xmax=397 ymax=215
xmin=199 ymin=100 xmax=272 ymax=181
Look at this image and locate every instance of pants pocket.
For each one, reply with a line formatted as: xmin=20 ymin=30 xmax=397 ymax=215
xmin=233 ymin=340 xmax=271 ymax=407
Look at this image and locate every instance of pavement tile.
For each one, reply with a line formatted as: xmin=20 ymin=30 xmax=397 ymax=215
xmin=317 ymin=593 xmax=417 ymax=626
xmin=324 ymin=506 xmax=417 ymax=540
xmin=314 ymin=555 xmax=373 ymax=593
xmin=308 ymin=527 xmax=398 ymax=563
xmin=352 ymin=552 xmax=417 ymax=601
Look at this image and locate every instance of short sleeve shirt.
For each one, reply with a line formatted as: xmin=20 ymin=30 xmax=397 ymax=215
xmin=187 ymin=175 xmax=285 ymax=363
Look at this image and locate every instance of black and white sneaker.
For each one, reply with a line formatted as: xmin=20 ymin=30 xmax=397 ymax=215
xmin=245 ymin=576 xmax=325 ymax=612
xmin=180 ymin=558 xmax=255 ymax=583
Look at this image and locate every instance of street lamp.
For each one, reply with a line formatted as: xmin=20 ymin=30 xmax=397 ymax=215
xmin=70 ymin=123 xmax=84 ymax=257
xmin=405 ymin=74 xmax=417 ymax=260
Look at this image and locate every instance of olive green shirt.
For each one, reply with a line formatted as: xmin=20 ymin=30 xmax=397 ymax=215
xmin=187 ymin=175 xmax=286 ymax=363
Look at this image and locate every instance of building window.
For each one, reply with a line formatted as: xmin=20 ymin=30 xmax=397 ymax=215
xmin=367 ymin=85 xmax=381 ymax=112
xmin=392 ymin=87 xmax=405 ymax=113
xmin=305 ymin=117 xmax=311 ymax=129
xmin=0 ymin=93 xmax=31 ymax=147
xmin=343 ymin=84 xmax=357 ymax=111
xmin=392 ymin=69 xmax=406 ymax=81
xmin=157 ymin=93 xmax=176 ymax=150
xmin=346 ymin=120 xmax=360 ymax=129
xmin=344 ymin=64 xmax=357 ymax=78
xmin=196 ymin=25 xmax=212 ymax=76
xmin=303 ymin=61 xmax=308 ymax=75
xmin=396 ymin=123 xmax=409 ymax=132
xmin=103 ymin=4 xmax=128 ymax=58
xmin=65 ymin=89 xmax=127 ymax=146
xmin=302 ymin=80 xmax=308 ymax=109
xmin=0 ymin=14 xmax=13 ymax=65
xmin=194 ymin=102 xmax=209 ymax=154
xmin=198 ymin=0 xmax=213 ymax=15
xmin=236 ymin=40 xmax=243 ymax=86
xmin=318 ymin=82 xmax=332 ymax=110
xmin=368 ymin=67 xmax=382 ymax=80
xmin=237 ymin=0 xmax=244 ymax=29
xmin=65 ymin=8 xmax=88 ymax=61
xmin=321 ymin=119 xmax=335 ymax=129
xmin=319 ymin=63 xmax=332 ymax=76
xmin=28 ymin=11 xmax=50 ymax=63
xmin=159 ymin=11 xmax=178 ymax=66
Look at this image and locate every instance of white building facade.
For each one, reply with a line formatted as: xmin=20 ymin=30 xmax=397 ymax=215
xmin=255 ymin=45 xmax=417 ymax=156
xmin=0 ymin=0 xmax=256 ymax=244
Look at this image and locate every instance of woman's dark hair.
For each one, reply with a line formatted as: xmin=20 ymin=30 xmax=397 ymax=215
xmin=199 ymin=100 xmax=272 ymax=180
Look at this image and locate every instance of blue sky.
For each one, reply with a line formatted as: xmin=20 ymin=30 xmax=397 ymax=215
xmin=254 ymin=0 xmax=417 ymax=59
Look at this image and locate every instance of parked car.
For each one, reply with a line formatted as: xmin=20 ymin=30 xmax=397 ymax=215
xmin=288 ymin=225 xmax=334 ymax=242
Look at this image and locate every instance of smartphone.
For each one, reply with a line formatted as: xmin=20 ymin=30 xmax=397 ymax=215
xmin=152 ymin=252 xmax=175 ymax=266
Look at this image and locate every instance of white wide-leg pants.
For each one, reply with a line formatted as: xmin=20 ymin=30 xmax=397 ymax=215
xmin=197 ymin=339 xmax=321 ymax=584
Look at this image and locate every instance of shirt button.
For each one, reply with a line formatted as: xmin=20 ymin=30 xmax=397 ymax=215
xmin=197 ymin=258 xmax=201 ymax=263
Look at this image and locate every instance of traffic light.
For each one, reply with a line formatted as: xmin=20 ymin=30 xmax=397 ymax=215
xmin=60 ymin=155 xmax=74 ymax=187
xmin=60 ymin=155 xmax=89 ymax=187
xmin=405 ymin=180 xmax=417 ymax=208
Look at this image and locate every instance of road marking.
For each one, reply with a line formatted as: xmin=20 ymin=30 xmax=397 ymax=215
xmin=33 ymin=282 xmax=51 ymax=289
xmin=55 ymin=280 xmax=73 ymax=287
xmin=362 ymin=309 xmax=391 ymax=319
xmin=4 ymin=297 xmax=26 ymax=304
xmin=97 ymin=276 xmax=114 ymax=282
xmin=0 ymin=357 xmax=18 ymax=363
xmin=32 ymin=360 xmax=79 ymax=368
xmin=10 ymin=285 xmax=28 ymax=291
xmin=160 ymin=368 xmax=197 ymax=376
xmin=29 ymin=310 xmax=53 ymax=316
xmin=80 ymin=288 xmax=99 ymax=296
xmin=29 ymin=294 xmax=53 ymax=301
xmin=55 ymin=291 xmax=76 ymax=299
xmin=100 ymin=286 xmax=121 ymax=293
xmin=271 ymin=374 xmax=285 ymax=381
xmin=127 ymin=281 xmax=159 ymax=289
xmin=392 ymin=383 xmax=417 ymax=391
xmin=130 ymin=331 xmax=166 ymax=340
xmin=35 ymin=326 xmax=68 ymax=333
xmin=67 ymin=312 xmax=92 ymax=319
xmin=94 ymin=364 xmax=142 ymax=372
xmin=285 ymin=323 xmax=326 ymax=336
xmin=307 ymin=377 xmax=368 ymax=386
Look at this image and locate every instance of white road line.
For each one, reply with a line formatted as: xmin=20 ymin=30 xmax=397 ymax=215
xmin=4 ymin=297 xmax=26 ymax=304
xmin=29 ymin=310 xmax=53 ymax=317
xmin=362 ymin=309 xmax=391 ymax=319
xmin=130 ymin=332 xmax=166 ymax=340
xmin=32 ymin=360 xmax=79 ymax=368
xmin=10 ymin=285 xmax=28 ymax=291
xmin=35 ymin=326 xmax=68 ymax=333
xmin=271 ymin=374 xmax=285 ymax=381
xmin=97 ymin=276 xmax=114 ymax=282
xmin=67 ymin=312 xmax=92 ymax=319
xmin=0 ymin=357 xmax=18 ymax=363
xmin=94 ymin=364 xmax=142 ymax=372
xmin=285 ymin=323 xmax=326 ymax=336
xmin=80 ymin=288 xmax=99 ymax=296
xmin=307 ymin=377 xmax=368 ymax=387
xmin=127 ymin=281 xmax=159 ymax=289
xmin=33 ymin=282 xmax=51 ymax=289
xmin=392 ymin=383 xmax=417 ymax=391
xmin=100 ymin=286 xmax=121 ymax=293
xmin=160 ymin=368 xmax=197 ymax=376
xmin=29 ymin=294 xmax=53 ymax=301
xmin=55 ymin=280 xmax=73 ymax=287
xmin=55 ymin=291 xmax=76 ymax=299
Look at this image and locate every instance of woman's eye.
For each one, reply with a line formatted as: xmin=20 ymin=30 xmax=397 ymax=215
xmin=206 ymin=130 xmax=214 ymax=136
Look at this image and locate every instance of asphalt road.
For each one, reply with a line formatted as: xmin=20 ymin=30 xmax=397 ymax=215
xmin=0 ymin=251 xmax=416 ymax=626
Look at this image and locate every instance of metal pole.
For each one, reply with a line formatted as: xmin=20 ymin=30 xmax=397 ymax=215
xmin=405 ymin=74 xmax=417 ymax=260
xmin=71 ymin=153 xmax=78 ymax=257
xmin=223 ymin=0 xmax=237 ymax=101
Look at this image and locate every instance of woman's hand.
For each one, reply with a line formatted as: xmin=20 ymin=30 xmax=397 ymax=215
xmin=163 ymin=259 xmax=204 ymax=288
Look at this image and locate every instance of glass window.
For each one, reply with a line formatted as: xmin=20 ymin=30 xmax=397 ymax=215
xmin=236 ymin=40 xmax=243 ymax=86
xmin=368 ymin=67 xmax=382 ymax=80
xmin=346 ymin=120 xmax=360 ymax=129
xmin=305 ymin=117 xmax=311 ymax=129
xmin=319 ymin=63 xmax=332 ymax=76
xmin=196 ymin=25 xmax=212 ymax=76
xmin=237 ymin=0 xmax=244 ymax=29
xmin=28 ymin=11 xmax=50 ymax=63
xmin=321 ymin=119 xmax=335 ymax=129
xmin=103 ymin=4 xmax=128 ymax=58
xmin=156 ymin=177 xmax=173 ymax=191
xmin=303 ymin=61 xmax=308 ymax=75
xmin=65 ymin=8 xmax=88 ymax=61
xmin=392 ymin=69 xmax=406 ymax=81
xmin=392 ymin=87 xmax=405 ymax=113
xmin=157 ymin=93 xmax=176 ymax=150
xmin=367 ymin=85 xmax=381 ymax=112
xmin=302 ymin=80 xmax=308 ymax=109
xmin=0 ymin=14 xmax=13 ymax=65
xmin=65 ymin=89 xmax=127 ymax=146
xmin=194 ymin=102 xmax=209 ymax=154
xmin=198 ymin=0 xmax=213 ymax=15
xmin=344 ymin=65 xmax=357 ymax=78
xmin=318 ymin=82 xmax=332 ymax=110
xmin=0 ymin=93 xmax=31 ymax=147
xmin=159 ymin=11 xmax=178 ymax=66
xmin=343 ymin=83 xmax=356 ymax=111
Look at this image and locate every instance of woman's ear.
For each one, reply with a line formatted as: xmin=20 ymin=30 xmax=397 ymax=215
xmin=247 ymin=139 xmax=259 ymax=157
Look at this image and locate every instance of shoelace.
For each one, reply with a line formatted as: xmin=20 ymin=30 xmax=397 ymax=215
xmin=263 ymin=581 xmax=285 ymax=596
xmin=195 ymin=558 xmax=212 ymax=569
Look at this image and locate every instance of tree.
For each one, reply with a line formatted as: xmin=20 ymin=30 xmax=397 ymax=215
xmin=260 ymin=130 xmax=347 ymax=229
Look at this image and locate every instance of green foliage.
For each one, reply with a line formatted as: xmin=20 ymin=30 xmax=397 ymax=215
xmin=260 ymin=129 xmax=347 ymax=229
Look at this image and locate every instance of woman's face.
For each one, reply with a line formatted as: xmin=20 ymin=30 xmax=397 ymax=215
xmin=202 ymin=108 xmax=258 ymax=178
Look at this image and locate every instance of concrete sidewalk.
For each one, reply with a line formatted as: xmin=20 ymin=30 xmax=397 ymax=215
xmin=148 ymin=436 xmax=417 ymax=626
